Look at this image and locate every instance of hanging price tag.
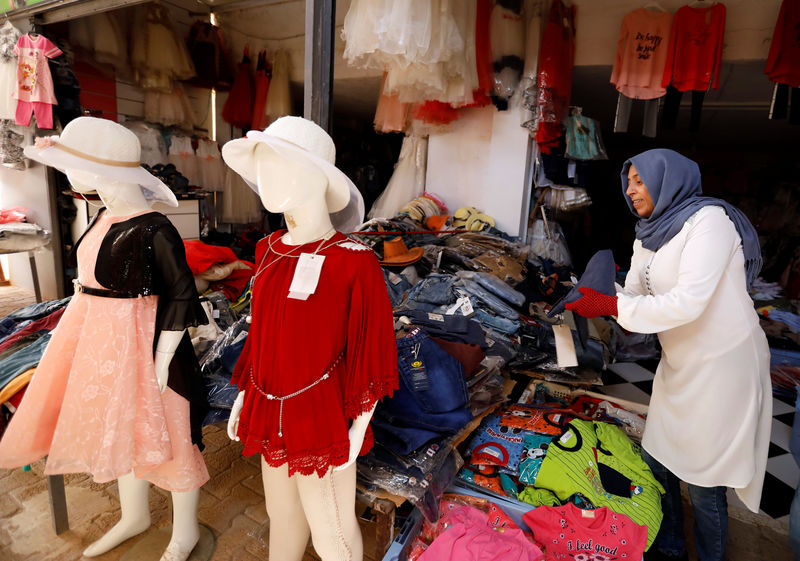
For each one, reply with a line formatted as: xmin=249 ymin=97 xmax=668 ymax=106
xmin=552 ymin=323 xmax=578 ymax=368
xmin=288 ymin=253 xmax=325 ymax=300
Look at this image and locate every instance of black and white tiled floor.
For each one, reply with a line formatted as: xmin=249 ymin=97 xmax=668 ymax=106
xmin=598 ymin=361 xmax=797 ymax=522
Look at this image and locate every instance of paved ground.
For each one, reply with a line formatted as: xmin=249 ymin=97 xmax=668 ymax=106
xmin=0 ymin=425 xmax=385 ymax=561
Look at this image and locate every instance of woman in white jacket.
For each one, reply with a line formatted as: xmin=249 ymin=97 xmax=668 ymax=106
xmin=566 ymin=149 xmax=770 ymax=561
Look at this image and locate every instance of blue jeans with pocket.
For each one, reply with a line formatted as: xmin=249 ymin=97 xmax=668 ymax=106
xmin=642 ymin=448 xmax=728 ymax=561
xmin=456 ymin=271 xmax=525 ymax=307
xmin=372 ymin=329 xmax=472 ymax=454
xmin=454 ymin=278 xmax=518 ymax=320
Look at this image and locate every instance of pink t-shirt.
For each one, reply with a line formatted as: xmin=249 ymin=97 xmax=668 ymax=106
xmin=523 ymin=503 xmax=648 ymax=561
xmin=14 ymin=33 xmax=62 ymax=104
xmin=420 ymin=505 xmax=545 ymax=561
xmin=610 ymin=9 xmax=673 ymax=100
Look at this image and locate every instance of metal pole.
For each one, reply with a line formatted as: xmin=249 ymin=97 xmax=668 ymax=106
xmin=303 ymin=0 xmax=335 ymax=131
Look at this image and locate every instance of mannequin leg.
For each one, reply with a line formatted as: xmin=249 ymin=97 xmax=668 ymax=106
xmin=297 ymin=462 xmax=362 ymax=561
xmin=261 ymin=457 xmax=312 ymax=561
xmin=159 ymin=489 xmax=201 ymax=561
xmin=83 ymin=471 xmax=152 ymax=557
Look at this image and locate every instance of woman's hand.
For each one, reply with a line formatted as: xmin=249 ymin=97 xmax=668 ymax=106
xmin=565 ymin=287 xmax=618 ymax=318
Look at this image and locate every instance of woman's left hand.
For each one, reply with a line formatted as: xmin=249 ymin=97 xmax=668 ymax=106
xmin=565 ymin=287 xmax=618 ymax=318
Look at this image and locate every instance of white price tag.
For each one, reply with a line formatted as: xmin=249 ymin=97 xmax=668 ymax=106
xmin=559 ymin=430 xmax=574 ymax=444
xmin=288 ymin=253 xmax=325 ymax=300
xmin=388 ymin=271 xmax=403 ymax=285
xmin=460 ymin=297 xmax=474 ymax=317
xmin=446 ymin=296 xmax=475 ymax=317
xmin=212 ymin=309 xmax=220 ymax=319
xmin=552 ymin=323 xmax=578 ymax=368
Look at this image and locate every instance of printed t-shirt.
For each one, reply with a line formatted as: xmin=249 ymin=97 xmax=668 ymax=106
xmin=14 ymin=34 xmax=62 ymax=103
xmin=533 ymin=420 xmax=664 ymax=550
xmin=524 ymin=503 xmax=648 ymax=561
xmin=611 ymin=8 xmax=673 ymax=99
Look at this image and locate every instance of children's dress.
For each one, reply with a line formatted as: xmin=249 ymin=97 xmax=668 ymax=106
xmin=168 ymin=135 xmax=201 ymax=187
xmin=196 ymin=138 xmax=225 ymax=192
xmin=13 ymin=33 xmax=62 ymax=129
xmin=0 ymin=210 xmax=209 ymax=492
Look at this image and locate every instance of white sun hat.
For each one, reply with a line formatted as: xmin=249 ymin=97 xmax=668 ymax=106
xmin=221 ymin=116 xmax=364 ymax=232
xmin=24 ymin=116 xmax=178 ymax=207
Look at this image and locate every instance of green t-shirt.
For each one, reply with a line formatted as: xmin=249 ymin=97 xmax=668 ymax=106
xmin=534 ymin=419 xmax=665 ymax=550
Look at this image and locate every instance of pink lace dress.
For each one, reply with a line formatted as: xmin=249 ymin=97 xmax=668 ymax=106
xmin=0 ymin=211 xmax=208 ymax=492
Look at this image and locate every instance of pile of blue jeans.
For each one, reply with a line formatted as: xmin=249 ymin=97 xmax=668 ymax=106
xmin=372 ymin=329 xmax=473 ymax=456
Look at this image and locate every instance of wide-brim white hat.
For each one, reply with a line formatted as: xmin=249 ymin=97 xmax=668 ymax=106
xmin=222 ymin=116 xmax=364 ymax=232
xmin=24 ymin=116 xmax=178 ymax=207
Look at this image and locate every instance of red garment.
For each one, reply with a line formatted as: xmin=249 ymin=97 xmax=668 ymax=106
xmin=208 ymin=266 xmax=254 ymax=300
xmin=223 ymin=48 xmax=254 ymax=130
xmin=413 ymin=100 xmax=461 ymax=125
xmin=230 ymin=231 xmax=398 ymax=476
xmin=766 ymin=0 xmax=800 ymax=87
xmin=7 ymin=386 xmax=26 ymax=409
xmin=524 ymin=503 xmax=648 ymax=561
xmin=535 ymin=0 xmax=576 ymax=154
xmin=183 ymin=240 xmax=239 ymax=275
xmin=661 ymin=3 xmax=726 ymax=92
xmin=250 ymin=51 xmax=271 ymax=130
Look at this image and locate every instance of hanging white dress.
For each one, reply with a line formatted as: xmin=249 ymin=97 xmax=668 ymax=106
xmin=0 ymin=22 xmax=21 ymax=121
xmin=196 ymin=138 xmax=225 ymax=192
xmin=367 ymin=135 xmax=426 ymax=219
xmin=168 ymin=135 xmax=201 ymax=187
xmin=616 ymin=206 xmax=771 ymax=513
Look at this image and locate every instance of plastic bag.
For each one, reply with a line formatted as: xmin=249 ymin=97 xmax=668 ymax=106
xmin=542 ymin=186 xmax=592 ymax=211
xmin=565 ymin=109 xmax=608 ymax=161
xmin=527 ymin=217 xmax=572 ymax=266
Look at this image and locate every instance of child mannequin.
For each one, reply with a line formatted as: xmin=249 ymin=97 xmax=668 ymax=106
xmin=0 ymin=117 xmax=209 ymax=561
xmin=222 ymin=116 xmax=397 ymax=561
xmin=67 ymin=172 xmax=202 ymax=561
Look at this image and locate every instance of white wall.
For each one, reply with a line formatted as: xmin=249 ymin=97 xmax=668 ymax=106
xmin=0 ymin=164 xmax=59 ymax=300
xmin=426 ymin=106 xmax=530 ymax=238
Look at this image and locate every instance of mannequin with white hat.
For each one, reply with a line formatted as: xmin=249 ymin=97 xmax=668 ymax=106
xmin=222 ymin=116 xmax=397 ymax=561
xmin=68 ymin=177 xmax=203 ymax=561
xmin=0 ymin=117 xmax=210 ymax=561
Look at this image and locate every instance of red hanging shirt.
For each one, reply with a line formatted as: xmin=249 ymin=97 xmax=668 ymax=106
xmin=766 ymin=0 xmax=800 ymax=87
xmin=661 ymin=3 xmax=726 ymax=92
xmin=230 ymin=231 xmax=398 ymax=477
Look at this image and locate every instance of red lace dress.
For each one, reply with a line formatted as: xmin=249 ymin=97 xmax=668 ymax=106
xmin=230 ymin=231 xmax=398 ymax=476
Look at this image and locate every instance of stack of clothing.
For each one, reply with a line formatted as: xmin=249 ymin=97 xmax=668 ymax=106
xmin=0 ymin=298 xmax=71 ymax=432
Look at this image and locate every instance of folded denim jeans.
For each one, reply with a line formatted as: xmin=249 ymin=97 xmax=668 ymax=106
xmin=383 ymin=268 xmax=414 ymax=307
xmin=5 ymin=297 xmax=71 ymax=322
xmin=373 ymin=329 xmax=473 ymax=454
xmin=473 ymin=308 xmax=519 ymax=335
xmin=403 ymin=309 xmax=487 ymax=348
xmin=0 ymin=332 xmax=52 ymax=387
xmin=404 ymin=273 xmax=456 ymax=306
xmin=456 ymin=271 xmax=525 ymax=307
xmin=454 ymin=278 xmax=519 ymax=320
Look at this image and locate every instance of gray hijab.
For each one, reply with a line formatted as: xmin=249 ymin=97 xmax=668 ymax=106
xmin=620 ymin=149 xmax=762 ymax=289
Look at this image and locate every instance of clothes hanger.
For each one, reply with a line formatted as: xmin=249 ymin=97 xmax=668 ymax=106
xmin=687 ymin=0 xmax=713 ymax=7
xmin=643 ymin=1 xmax=668 ymax=12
